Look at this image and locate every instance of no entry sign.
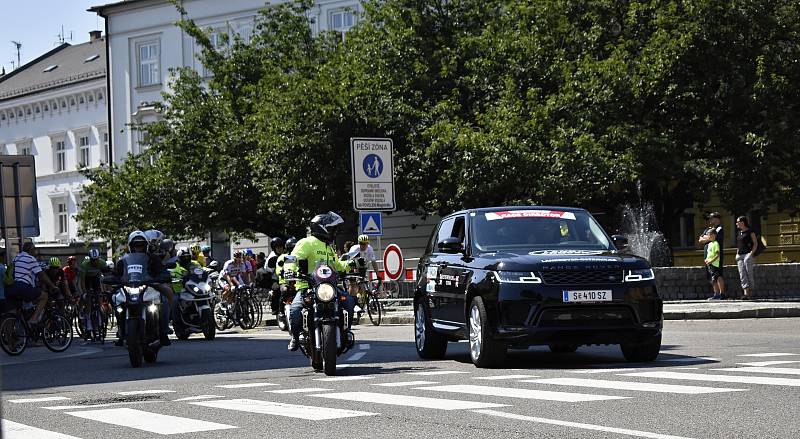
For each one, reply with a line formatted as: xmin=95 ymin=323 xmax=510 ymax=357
xmin=382 ymin=244 xmax=404 ymax=281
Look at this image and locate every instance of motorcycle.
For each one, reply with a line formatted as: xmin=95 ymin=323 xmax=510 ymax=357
xmin=273 ymin=256 xmax=298 ymax=332
xmin=104 ymin=253 xmax=170 ymax=368
xmin=290 ymin=261 xmax=355 ymax=376
xmin=172 ymin=266 xmax=216 ymax=341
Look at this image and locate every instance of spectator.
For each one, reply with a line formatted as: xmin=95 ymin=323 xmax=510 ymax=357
xmin=256 ymin=252 xmax=266 ymax=270
xmin=699 ymin=212 xmax=726 ymax=299
xmin=735 ymin=216 xmax=759 ymax=300
xmin=704 ymin=229 xmax=723 ymax=300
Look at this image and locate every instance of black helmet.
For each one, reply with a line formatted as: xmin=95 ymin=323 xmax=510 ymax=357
xmin=309 ymin=212 xmax=344 ymax=243
xmin=285 ymin=236 xmax=297 ymax=252
xmin=270 ymin=237 xmax=285 ymax=249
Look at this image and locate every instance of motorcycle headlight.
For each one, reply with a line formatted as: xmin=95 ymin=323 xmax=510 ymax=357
xmin=316 ymin=283 xmax=337 ymax=302
xmin=624 ymin=268 xmax=655 ymax=282
xmin=492 ymin=271 xmax=542 ymax=284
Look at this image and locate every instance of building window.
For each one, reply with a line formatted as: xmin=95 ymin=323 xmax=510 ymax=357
xmin=55 ymin=140 xmax=66 ymax=172
xmin=56 ymin=201 xmax=68 ymax=235
xmin=79 ymin=136 xmax=90 ymax=167
xmin=330 ymin=10 xmax=355 ymax=34
xmin=137 ymin=40 xmax=160 ymax=86
xmin=18 ymin=142 xmax=32 ymax=156
xmin=100 ymin=131 xmax=110 ymax=164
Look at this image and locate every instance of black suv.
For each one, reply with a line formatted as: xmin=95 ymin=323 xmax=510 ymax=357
xmin=414 ymin=206 xmax=662 ymax=367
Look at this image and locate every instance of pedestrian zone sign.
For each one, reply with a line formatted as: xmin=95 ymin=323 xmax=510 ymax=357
xmin=351 ymin=137 xmax=396 ymax=211
xmin=360 ymin=211 xmax=382 ymax=236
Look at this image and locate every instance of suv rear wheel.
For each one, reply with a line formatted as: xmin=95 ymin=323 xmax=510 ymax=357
xmin=620 ymin=334 xmax=661 ymax=362
xmin=414 ymin=301 xmax=447 ymax=359
xmin=468 ymin=297 xmax=507 ymax=368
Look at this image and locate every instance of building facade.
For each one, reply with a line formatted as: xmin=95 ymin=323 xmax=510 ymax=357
xmin=0 ymin=34 xmax=108 ymax=246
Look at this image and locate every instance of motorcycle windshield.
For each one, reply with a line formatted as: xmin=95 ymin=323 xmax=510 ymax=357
xmin=122 ymin=253 xmax=153 ymax=284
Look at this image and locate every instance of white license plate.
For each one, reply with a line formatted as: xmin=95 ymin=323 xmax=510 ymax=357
xmin=562 ymin=290 xmax=612 ymax=302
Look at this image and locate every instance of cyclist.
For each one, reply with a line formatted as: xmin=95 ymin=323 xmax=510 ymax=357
xmin=44 ymin=257 xmax=70 ymax=301
xmin=287 ymin=212 xmax=357 ymax=351
xmin=347 ymin=235 xmax=382 ymax=308
xmin=201 ymin=245 xmax=215 ymax=268
xmin=7 ymin=241 xmax=58 ymax=324
xmin=62 ymin=256 xmax=79 ymax=299
xmin=78 ymin=249 xmax=105 ymax=296
xmin=219 ymin=250 xmax=247 ymax=308
xmin=243 ymin=248 xmax=256 ymax=285
xmin=190 ymin=244 xmax=206 ymax=267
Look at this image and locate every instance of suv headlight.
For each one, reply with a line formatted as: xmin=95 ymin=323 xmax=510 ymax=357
xmin=492 ymin=271 xmax=542 ymax=284
xmin=624 ymin=268 xmax=655 ymax=282
xmin=316 ymin=283 xmax=337 ymax=302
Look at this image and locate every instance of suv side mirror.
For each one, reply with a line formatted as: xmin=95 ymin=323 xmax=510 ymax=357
xmin=612 ymin=235 xmax=628 ymax=251
xmin=437 ymin=237 xmax=464 ymax=254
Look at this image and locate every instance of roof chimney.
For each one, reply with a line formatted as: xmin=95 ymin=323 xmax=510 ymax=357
xmin=89 ymin=30 xmax=102 ymax=42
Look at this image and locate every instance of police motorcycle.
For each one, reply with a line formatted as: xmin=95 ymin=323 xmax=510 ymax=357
xmin=104 ymin=253 xmax=171 ymax=368
xmin=289 ymin=259 xmax=356 ymax=376
xmin=172 ymin=265 xmax=216 ymax=341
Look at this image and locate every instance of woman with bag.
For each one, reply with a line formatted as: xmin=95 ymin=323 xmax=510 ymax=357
xmin=735 ymin=216 xmax=758 ymax=300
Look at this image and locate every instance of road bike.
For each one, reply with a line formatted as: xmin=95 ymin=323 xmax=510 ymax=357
xmin=348 ymin=275 xmax=384 ymax=326
xmin=0 ymin=299 xmax=73 ymax=356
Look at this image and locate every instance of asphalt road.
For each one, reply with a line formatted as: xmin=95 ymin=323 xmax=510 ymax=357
xmin=2 ymin=318 xmax=799 ymax=439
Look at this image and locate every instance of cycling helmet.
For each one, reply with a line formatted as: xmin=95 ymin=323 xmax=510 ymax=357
xmin=190 ymin=244 xmax=201 ymax=255
xmin=270 ymin=237 xmax=284 ymax=249
xmin=285 ymin=236 xmax=297 ymax=252
xmin=48 ymin=257 xmax=61 ymax=268
xmin=309 ymin=211 xmax=344 ymax=243
xmin=358 ymin=234 xmax=370 ymax=244
xmin=201 ymin=245 xmax=211 ymax=253
xmin=88 ymin=248 xmax=101 ymax=259
xmin=245 ymin=248 xmax=254 ymax=256
xmin=127 ymin=230 xmax=148 ymax=247
xmin=232 ymin=250 xmax=243 ymax=258
xmin=106 ymin=260 xmax=115 ymax=270
xmin=67 ymin=255 xmax=77 ymax=263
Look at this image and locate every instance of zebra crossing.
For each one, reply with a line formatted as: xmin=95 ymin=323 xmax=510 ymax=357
xmin=3 ymin=351 xmax=799 ymax=438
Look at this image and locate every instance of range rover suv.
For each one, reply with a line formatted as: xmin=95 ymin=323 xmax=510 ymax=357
xmin=414 ymin=206 xmax=662 ymax=367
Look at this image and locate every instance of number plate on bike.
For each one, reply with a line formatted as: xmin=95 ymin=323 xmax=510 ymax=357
xmin=562 ymin=290 xmax=612 ymax=302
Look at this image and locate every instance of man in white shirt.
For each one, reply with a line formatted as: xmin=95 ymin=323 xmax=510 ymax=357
xmin=8 ymin=241 xmax=58 ymax=323
xmin=347 ymin=235 xmax=381 ymax=309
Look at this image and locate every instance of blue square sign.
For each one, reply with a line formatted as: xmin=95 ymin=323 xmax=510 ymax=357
xmin=360 ymin=212 xmax=382 ymax=236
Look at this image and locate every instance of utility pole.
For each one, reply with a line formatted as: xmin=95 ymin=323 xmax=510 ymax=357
xmin=10 ymin=41 xmax=21 ymax=69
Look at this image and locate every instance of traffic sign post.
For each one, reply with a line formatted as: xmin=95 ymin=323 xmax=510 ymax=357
xmin=351 ymin=138 xmax=395 ymax=211
xmin=359 ymin=211 xmax=382 ymax=236
xmin=382 ymin=244 xmax=403 ymax=281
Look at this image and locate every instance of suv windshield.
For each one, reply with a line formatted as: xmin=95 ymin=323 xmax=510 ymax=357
xmin=472 ymin=209 xmax=612 ymax=252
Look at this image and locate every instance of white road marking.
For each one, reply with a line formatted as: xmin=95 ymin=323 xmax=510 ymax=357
xmin=524 ymin=378 xmax=747 ymax=394
xmin=658 ymin=357 xmax=719 ymax=363
xmin=417 ymin=384 xmax=626 ymax=402
xmin=712 ymin=367 xmax=800 ymax=375
xmin=191 ymin=398 xmax=376 ymax=419
xmin=738 ymin=353 xmax=799 ymax=357
xmin=406 ymin=371 xmax=470 ymax=376
xmin=359 ymin=344 xmax=371 ymax=350
xmin=568 ymin=368 xmax=640 ymax=374
xmin=2 ymin=420 xmax=81 ymax=439
xmin=215 ymin=383 xmax=277 ymax=389
xmin=117 ymin=390 xmax=176 ymax=396
xmin=44 ymin=404 xmax=113 ymax=410
xmin=267 ymin=388 xmax=332 ymax=394
xmin=373 ymin=381 xmax=438 ymax=387
xmin=173 ymin=395 xmax=225 ymax=402
xmin=737 ymin=360 xmax=800 ymax=367
xmin=344 ymin=352 xmax=367 ymax=362
xmin=65 ymin=407 xmax=236 ymax=434
xmin=9 ymin=397 xmax=70 ymax=404
xmin=623 ymin=371 xmax=800 ymax=387
xmin=474 ymin=375 xmax=540 ymax=380
xmin=311 ymin=391 xmax=508 ymax=410
xmin=314 ymin=375 xmax=373 ymax=382
xmin=474 ymin=409 xmax=696 ymax=439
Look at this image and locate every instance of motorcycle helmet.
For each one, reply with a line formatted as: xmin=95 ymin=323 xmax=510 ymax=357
xmin=285 ymin=236 xmax=297 ymax=252
xmin=48 ymin=257 xmax=61 ymax=268
xmin=144 ymin=229 xmax=165 ymax=254
xmin=88 ymin=248 xmax=101 ymax=259
xmin=270 ymin=237 xmax=284 ymax=249
xmin=127 ymin=230 xmax=148 ymax=251
xmin=177 ymin=247 xmax=191 ymax=265
xmin=309 ymin=211 xmax=344 ymax=243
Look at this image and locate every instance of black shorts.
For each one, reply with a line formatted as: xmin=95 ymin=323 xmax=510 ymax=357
xmin=707 ymin=265 xmax=722 ymax=283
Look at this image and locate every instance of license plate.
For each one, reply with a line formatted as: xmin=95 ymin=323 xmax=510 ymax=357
xmin=562 ymin=290 xmax=612 ymax=302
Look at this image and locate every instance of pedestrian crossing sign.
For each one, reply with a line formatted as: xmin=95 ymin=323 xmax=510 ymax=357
xmin=360 ymin=212 xmax=382 ymax=236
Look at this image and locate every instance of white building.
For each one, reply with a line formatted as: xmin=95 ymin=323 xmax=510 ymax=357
xmin=0 ymin=33 xmax=108 ymax=246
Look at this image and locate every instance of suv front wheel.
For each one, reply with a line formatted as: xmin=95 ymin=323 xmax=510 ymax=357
xmin=620 ymin=334 xmax=662 ymax=362
xmin=468 ymin=297 xmax=507 ymax=368
xmin=414 ymin=301 xmax=447 ymax=359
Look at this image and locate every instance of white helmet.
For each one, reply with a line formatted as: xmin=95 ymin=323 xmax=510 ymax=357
xmin=88 ymin=248 xmax=101 ymax=259
xmin=177 ymin=247 xmax=190 ymax=257
xmin=127 ymin=230 xmax=148 ymax=246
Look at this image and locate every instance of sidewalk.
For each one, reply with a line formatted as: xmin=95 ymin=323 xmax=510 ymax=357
xmin=377 ymin=300 xmax=800 ymax=324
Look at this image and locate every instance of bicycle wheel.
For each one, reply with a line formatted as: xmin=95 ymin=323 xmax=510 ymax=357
xmin=214 ymin=302 xmax=231 ymax=331
xmin=43 ymin=314 xmax=73 ymax=352
xmin=0 ymin=316 xmax=28 ymax=356
xmin=367 ymin=296 xmax=382 ymax=326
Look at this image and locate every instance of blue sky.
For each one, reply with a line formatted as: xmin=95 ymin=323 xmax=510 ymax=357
xmin=0 ymin=0 xmax=103 ymax=74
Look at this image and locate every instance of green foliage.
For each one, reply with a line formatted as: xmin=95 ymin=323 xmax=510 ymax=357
xmin=78 ymin=0 xmax=800 ymax=243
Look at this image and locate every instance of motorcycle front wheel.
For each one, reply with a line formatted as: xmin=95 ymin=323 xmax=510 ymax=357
xmin=322 ymin=324 xmax=337 ymax=376
xmin=126 ymin=319 xmax=142 ymax=368
xmin=202 ymin=309 xmax=216 ymax=340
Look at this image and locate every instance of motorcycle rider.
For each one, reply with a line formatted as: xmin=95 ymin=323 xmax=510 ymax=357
xmin=201 ymin=245 xmax=215 ymax=268
xmin=287 ymin=212 xmax=356 ymax=351
xmin=113 ymin=230 xmax=173 ymax=346
xmin=169 ymin=247 xmax=201 ymax=319
xmin=190 ymin=244 xmax=206 ymax=267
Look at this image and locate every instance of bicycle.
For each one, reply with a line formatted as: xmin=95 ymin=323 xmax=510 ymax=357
xmin=0 ymin=298 xmax=74 ymax=356
xmin=348 ymin=275 xmax=383 ymax=326
xmin=83 ymin=290 xmax=109 ymax=343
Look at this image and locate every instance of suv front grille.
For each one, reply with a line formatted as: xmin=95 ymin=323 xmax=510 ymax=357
xmin=536 ymin=306 xmax=634 ymax=327
xmin=541 ymin=269 xmax=623 ymax=285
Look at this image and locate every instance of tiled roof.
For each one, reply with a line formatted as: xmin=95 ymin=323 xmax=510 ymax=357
xmin=0 ymin=38 xmax=106 ymax=102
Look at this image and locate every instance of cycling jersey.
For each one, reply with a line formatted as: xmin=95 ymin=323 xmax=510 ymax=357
xmin=79 ymin=259 xmax=105 ymax=280
xmin=290 ymin=236 xmax=350 ymax=290
xmin=221 ymin=259 xmax=247 ymax=284
xmin=347 ymin=244 xmax=377 ymax=263
xmin=194 ymin=253 xmax=206 ymax=267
